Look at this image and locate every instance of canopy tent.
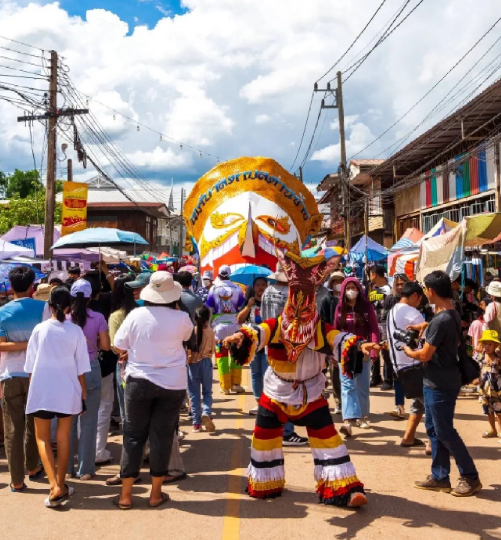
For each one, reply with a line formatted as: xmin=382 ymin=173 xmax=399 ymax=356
xmin=401 ymin=227 xmax=424 ymax=243
xmin=388 ymin=250 xmax=420 ymax=279
xmin=1 ymin=225 xmax=60 ymax=257
xmin=0 ymin=239 xmax=35 ymax=260
xmin=390 ymin=227 xmax=423 ymax=253
xmin=464 ymin=213 xmax=501 ymax=246
xmin=349 ymin=235 xmax=388 ymax=263
xmin=418 ymin=218 xmax=458 ymax=245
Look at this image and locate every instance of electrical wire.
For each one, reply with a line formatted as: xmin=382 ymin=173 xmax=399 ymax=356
xmin=0 ymin=35 xmax=44 ymax=53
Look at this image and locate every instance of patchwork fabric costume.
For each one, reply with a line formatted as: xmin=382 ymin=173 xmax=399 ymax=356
xmin=230 ymin=250 xmax=366 ymax=506
xmin=206 ymin=277 xmax=245 ymax=391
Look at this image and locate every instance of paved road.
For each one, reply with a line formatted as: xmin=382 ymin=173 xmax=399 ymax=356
xmin=1 ymin=368 xmax=500 ymax=540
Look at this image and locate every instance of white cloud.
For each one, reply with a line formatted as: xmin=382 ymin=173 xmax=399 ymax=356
xmin=255 ymin=114 xmax=271 ymax=125
xmin=0 ymin=0 xmax=498 ymax=195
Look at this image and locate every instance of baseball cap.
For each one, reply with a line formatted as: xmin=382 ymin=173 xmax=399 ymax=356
xmin=219 ymin=265 xmax=231 ymax=278
xmin=125 ymin=272 xmax=151 ymax=289
xmin=70 ymin=279 xmax=93 ymax=298
xmin=202 ymin=270 xmax=214 ymax=281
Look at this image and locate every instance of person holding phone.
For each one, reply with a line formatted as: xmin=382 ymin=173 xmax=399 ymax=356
xmin=25 ymin=286 xmax=90 ymax=507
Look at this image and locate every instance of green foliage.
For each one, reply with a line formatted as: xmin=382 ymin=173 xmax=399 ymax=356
xmin=4 ymin=169 xmax=43 ymax=199
xmin=0 ymin=196 xmax=62 ymax=235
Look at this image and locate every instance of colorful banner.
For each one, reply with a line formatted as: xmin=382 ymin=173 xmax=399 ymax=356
xmin=62 ymin=181 xmax=88 ymax=236
xmin=10 ymin=238 xmax=36 ymax=256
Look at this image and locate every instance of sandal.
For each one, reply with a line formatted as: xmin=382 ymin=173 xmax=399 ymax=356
xmin=482 ymin=430 xmax=498 ymax=438
xmin=44 ymin=484 xmax=74 ymax=508
xmin=106 ymin=475 xmax=142 ymax=486
xmin=29 ymin=465 xmax=45 ymax=481
xmin=149 ymin=492 xmax=170 ymax=508
xmin=163 ymin=473 xmax=187 ymax=484
xmin=401 ymin=438 xmax=425 ymax=447
xmin=112 ymin=495 xmax=132 ymax=510
xmin=10 ymin=483 xmax=27 ymax=493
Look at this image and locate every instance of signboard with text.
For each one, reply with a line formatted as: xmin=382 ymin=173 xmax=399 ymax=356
xmin=62 ymin=181 xmax=88 ymax=236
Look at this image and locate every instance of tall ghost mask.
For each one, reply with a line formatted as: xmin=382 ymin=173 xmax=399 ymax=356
xmin=277 ymin=249 xmax=338 ymax=363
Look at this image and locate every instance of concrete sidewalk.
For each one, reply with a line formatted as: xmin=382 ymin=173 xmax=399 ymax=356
xmin=1 ymin=367 xmax=500 ymax=540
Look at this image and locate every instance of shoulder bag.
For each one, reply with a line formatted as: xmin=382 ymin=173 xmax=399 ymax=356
xmin=454 ymin=318 xmax=480 ymax=385
xmin=388 ymin=306 xmax=423 ymax=399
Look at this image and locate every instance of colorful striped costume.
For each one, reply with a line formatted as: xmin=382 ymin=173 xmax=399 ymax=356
xmin=238 ymin=317 xmax=365 ymax=505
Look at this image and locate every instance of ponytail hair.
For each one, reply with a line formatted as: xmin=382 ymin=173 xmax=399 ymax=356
xmin=48 ymin=286 xmax=72 ymax=323
xmin=71 ymin=292 xmax=88 ymax=328
xmin=194 ymin=305 xmax=211 ymax=350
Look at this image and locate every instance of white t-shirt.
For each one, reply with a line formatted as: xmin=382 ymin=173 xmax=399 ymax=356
xmin=387 ymin=302 xmax=425 ymax=371
xmin=24 ymin=319 xmax=91 ymax=414
xmin=114 ymin=306 xmax=193 ymax=390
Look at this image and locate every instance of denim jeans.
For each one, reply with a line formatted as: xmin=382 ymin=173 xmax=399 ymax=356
xmin=187 ymin=358 xmax=213 ymax=426
xmin=340 ymin=358 xmax=370 ymax=421
xmin=424 ymin=386 xmax=478 ymax=482
xmin=251 ymin=349 xmax=268 ymax=399
xmin=121 ymin=376 xmax=185 ymax=478
xmin=394 ymin=379 xmax=405 ymax=407
xmin=68 ymin=361 xmax=102 ymax=477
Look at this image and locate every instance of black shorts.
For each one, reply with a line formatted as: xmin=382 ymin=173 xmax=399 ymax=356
xmin=28 ymin=410 xmax=72 ymax=420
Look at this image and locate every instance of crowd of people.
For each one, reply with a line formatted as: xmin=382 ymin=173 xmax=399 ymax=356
xmin=0 ymin=254 xmax=497 ymax=508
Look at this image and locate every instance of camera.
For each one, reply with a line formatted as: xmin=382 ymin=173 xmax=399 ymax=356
xmin=393 ymin=328 xmax=420 ymax=350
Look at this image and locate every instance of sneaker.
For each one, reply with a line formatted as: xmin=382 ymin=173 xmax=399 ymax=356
xmin=231 ymin=384 xmax=245 ymax=394
xmin=339 ymin=423 xmax=353 ymax=438
xmin=202 ymin=414 xmax=216 ymax=433
xmin=380 ymin=382 xmax=393 ymax=391
xmin=451 ymin=477 xmax=482 ymax=497
xmin=357 ymin=418 xmax=370 ymax=429
xmin=221 ymin=389 xmax=231 ymax=395
xmin=283 ymin=432 xmax=308 ymax=446
xmin=414 ymin=475 xmax=452 ymax=492
xmin=177 ymin=430 xmax=186 ymax=441
xmin=249 ymin=406 xmax=259 ymax=415
xmin=192 ymin=424 xmax=202 ymax=433
xmin=389 ymin=406 xmax=406 ymax=420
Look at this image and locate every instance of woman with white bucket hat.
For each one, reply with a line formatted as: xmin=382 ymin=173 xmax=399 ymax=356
xmin=484 ymin=281 xmax=501 ymax=334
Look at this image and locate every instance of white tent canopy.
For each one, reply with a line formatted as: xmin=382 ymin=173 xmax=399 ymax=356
xmin=0 ymin=239 xmax=35 ymax=260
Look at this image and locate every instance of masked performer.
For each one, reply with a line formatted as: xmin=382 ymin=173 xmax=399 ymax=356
xmin=223 ymin=250 xmax=376 ymax=508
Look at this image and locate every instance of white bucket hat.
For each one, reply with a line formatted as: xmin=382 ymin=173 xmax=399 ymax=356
xmin=268 ymin=262 xmax=287 ymax=283
xmin=140 ymin=271 xmax=182 ymax=304
xmin=486 ymin=281 xmax=501 ymax=298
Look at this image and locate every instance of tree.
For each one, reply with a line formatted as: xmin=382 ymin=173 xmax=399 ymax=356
xmin=0 ymin=196 xmax=62 ymax=235
xmin=0 ymin=171 xmax=7 ymax=199
xmin=5 ymin=169 xmax=43 ymax=199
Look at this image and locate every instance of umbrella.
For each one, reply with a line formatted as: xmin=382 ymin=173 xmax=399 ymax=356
xmin=0 ymin=262 xmax=46 ymax=291
xmin=0 ymin=239 xmax=35 ymax=260
xmin=179 ymin=264 xmax=197 ymax=274
xmin=230 ymin=265 xmax=272 ymax=287
xmin=51 ymin=227 xmax=148 ymax=250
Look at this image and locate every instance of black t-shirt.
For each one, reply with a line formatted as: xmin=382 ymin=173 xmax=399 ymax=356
xmin=424 ymin=309 xmax=462 ymax=391
xmin=369 ymin=284 xmax=391 ymax=324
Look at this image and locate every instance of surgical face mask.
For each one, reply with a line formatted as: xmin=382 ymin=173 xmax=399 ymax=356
xmin=346 ymin=289 xmax=359 ymax=300
xmin=333 ymin=284 xmax=342 ymax=293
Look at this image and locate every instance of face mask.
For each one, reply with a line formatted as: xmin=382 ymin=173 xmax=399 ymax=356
xmin=334 ymin=284 xmax=342 ymax=292
xmin=346 ymin=289 xmax=359 ymax=300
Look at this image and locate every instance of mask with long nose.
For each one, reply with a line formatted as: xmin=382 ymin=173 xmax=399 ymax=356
xmin=277 ymin=249 xmax=338 ymax=363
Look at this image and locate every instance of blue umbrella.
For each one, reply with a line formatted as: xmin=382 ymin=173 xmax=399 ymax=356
xmin=0 ymin=262 xmax=46 ymax=291
xmin=51 ymin=228 xmax=149 ymax=250
xmin=229 ymin=265 xmax=272 ymax=287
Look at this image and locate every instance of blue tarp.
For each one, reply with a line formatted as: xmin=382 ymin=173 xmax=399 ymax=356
xmin=349 ymin=235 xmax=388 ymax=263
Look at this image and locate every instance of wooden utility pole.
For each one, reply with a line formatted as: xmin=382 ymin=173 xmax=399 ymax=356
xmin=44 ymin=50 xmax=58 ymax=259
xmin=315 ymin=71 xmax=350 ymax=249
xmin=495 ymin=143 xmax=501 ymax=212
xmin=67 ymin=158 xmax=73 ymax=182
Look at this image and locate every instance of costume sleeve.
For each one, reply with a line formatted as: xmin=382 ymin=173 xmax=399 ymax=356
xmin=324 ymin=323 xmax=363 ymax=378
xmin=230 ymin=318 xmax=278 ymax=366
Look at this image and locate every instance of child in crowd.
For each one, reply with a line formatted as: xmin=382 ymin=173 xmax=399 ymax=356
xmin=24 ymin=286 xmax=90 ymax=508
xmin=478 ymin=329 xmax=501 ymax=438
xmin=188 ymin=305 xmax=216 ymax=433
xmin=469 ymin=298 xmax=492 ymax=357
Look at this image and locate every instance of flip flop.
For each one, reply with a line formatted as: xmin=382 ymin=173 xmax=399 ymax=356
xmin=106 ymin=475 xmax=142 ymax=486
xmin=10 ymin=483 xmax=27 ymax=493
xmin=112 ymin=495 xmax=132 ymax=510
xmin=163 ymin=473 xmax=187 ymax=484
xmin=44 ymin=485 xmax=74 ymax=508
xmin=29 ymin=465 xmax=45 ymax=481
xmin=400 ymin=438 xmax=425 ymax=447
xmin=148 ymin=492 xmax=170 ymax=508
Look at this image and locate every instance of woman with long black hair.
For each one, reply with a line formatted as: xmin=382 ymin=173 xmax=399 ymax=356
xmin=67 ymin=279 xmax=110 ymax=480
xmin=25 ymin=286 xmax=90 ymax=507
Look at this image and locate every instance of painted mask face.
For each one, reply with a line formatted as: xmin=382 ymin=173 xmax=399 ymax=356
xmin=183 ymin=157 xmax=323 ymax=276
xmin=278 ymin=250 xmax=338 ymax=363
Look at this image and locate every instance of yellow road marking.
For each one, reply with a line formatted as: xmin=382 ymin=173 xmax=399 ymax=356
xmin=221 ymin=369 xmax=248 ymax=540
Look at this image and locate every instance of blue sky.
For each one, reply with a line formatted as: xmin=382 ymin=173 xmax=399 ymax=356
xmin=60 ymin=0 xmax=187 ymax=30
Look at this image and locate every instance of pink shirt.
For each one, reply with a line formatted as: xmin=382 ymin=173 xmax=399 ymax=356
xmin=468 ymin=319 xmax=485 ymax=350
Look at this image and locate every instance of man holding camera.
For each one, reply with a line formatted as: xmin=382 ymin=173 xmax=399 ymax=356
xmin=387 ymin=281 xmax=427 ymax=448
xmin=403 ymin=271 xmax=481 ymax=497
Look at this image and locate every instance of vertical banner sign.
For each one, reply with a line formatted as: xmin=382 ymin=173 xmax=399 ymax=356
xmin=62 ymin=181 xmax=88 ymax=236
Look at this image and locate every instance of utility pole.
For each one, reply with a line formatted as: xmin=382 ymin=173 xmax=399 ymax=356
xmin=17 ymin=50 xmax=89 ymax=258
xmin=44 ymin=50 xmax=58 ymax=260
xmin=67 ymin=158 xmax=73 ymax=182
xmin=299 ymin=166 xmax=303 ymax=183
xmin=315 ymin=70 xmax=350 ymax=249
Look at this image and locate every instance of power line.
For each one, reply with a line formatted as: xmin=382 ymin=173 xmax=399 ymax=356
xmin=0 ymin=35 xmax=44 ymax=53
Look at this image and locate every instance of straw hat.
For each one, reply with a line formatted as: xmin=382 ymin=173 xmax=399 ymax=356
xmin=478 ymin=329 xmax=501 ymax=344
xmin=140 ymin=271 xmax=182 ymax=304
xmin=33 ymin=283 xmax=51 ymax=302
xmin=268 ymin=262 xmax=287 ymax=283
